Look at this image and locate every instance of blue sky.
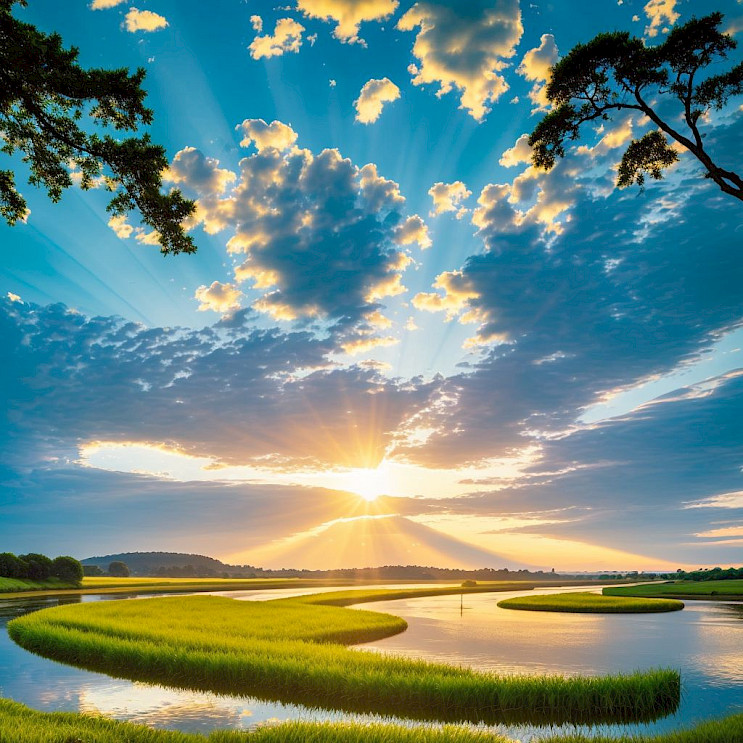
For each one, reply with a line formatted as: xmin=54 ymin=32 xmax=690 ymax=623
xmin=1 ymin=0 xmax=742 ymax=570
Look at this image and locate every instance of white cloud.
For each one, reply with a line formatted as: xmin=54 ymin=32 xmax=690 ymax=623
xmin=194 ymin=281 xmax=242 ymax=314
xmin=249 ymin=17 xmax=305 ymax=59
xmin=685 ymin=491 xmax=743 ymax=510
xmin=341 ymin=334 xmax=398 ymax=355
xmin=297 ymin=0 xmax=398 ymax=44
xmin=394 ymin=214 xmax=431 ymax=248
xmin=186 ymin=123 xmax=417 ymax=327
xmin=108 ymin=214 xmax=134 ymax=239
xmin=250 ymin=15 xmax=263 ymax=32
xmin=499 ymin=133 xmax=532 ymax=167
xmin=124 ymin=8 xmax=168 ymax=32
xmin=412 ymin=270 xmax=480 ymax=321
xmin=237 ymin=119 xmax=298 ymax=152
xmin=643 ymin=0 xmax=679 ymax=37
xmin=517 ymin=33 xmax=558 ymax=112
xmin=397 ymin=0 xmax=523 ymax=121
xmin=428 ymin=181 xmax=471 ymax=217
xmin=165 ymin=147 xmax=236 ymax=195
xmin=90 ymin=0 xmax=126 ymax=8
xmin=354 ymin=78 xmax=401 ymax=124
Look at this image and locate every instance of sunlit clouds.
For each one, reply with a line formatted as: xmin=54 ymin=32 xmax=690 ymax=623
xmin=2 ymin=0 xmax=743 ymax=570
xmin=397 ymin=0 xmax=523 ymax=120
xmin=354 ymin=78 xmax=401 ymax=123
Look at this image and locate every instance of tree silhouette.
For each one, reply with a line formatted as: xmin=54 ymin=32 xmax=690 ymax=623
xmin=529 ymin=13 xmax=743 ymax=202
xmin=0 ymin=0 xmax=195 ymax=254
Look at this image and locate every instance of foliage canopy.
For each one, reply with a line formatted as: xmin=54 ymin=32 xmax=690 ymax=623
xmin=529 ymin=13 xmax=743 ymax=202
xmin=0 ymin=0 xmax=195 ymax=253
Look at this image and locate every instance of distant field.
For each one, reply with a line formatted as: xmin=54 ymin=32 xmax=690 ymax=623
xmin=604 ymin=580 xmax=743 ymax=600
xmin=8 ymin=586 xmax=680 ymax=726
xmin=1 ymin=698 xmax=742 ymax=743
xmin=498 ymin=592 xmax=684 ymax=613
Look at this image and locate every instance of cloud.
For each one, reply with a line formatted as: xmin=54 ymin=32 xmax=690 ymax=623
xmin=182 ymin=122 xmax=421 ymax=331
xmin=249 ymin=17 xmax=305 ymax=59
xmin=341 ymin=334 xmax=398 ymax=355
xmin=412 ymin=270 xmax=480 ymax=321
xmin=397 ymin=0 xmax=523 ymax=121
xmin=354 ymin=78 xmax=401 ymax=124
xmin=297 ymin=0 xmax=398 ymax=44
xmin=250 ymin=15 xmax=263 ymax=32
xmin=194 ymin=281 xmax=242 ymax=314
xmin=499 ymin=133 xmax=532 ymax=167
xmin=237 ymin=119 xmax=298 ymax=152
xmin=393 ymin=214 xmax=431 ymax=248
xmin=428 ymin=181 xmax=471 ymax=216
xmin=124 ymin=8 xmax=168 ymax=32
xmin=643 ymin=0 xmax=679 ymax=38
xmin=90 ymin=0 xmax=125 ymax=8
xmin=0 ymin=298 xmax=434 ymax=472
xmin=107 ymin=214 xmax=134 ymax=239
xmin=165 ymin=147 xmax=236 ymax=195
xmin=516 ymin=33 xmax=558 ymax=111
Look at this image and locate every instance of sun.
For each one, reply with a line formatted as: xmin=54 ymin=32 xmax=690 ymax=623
xmin=339 ymin=465 xmax=391 ymax=502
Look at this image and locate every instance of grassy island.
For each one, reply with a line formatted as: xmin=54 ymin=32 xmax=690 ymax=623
xmin=498 ymin=592 xmax=684 ymax=613
xmin=604 ymin=580 xmax=743 ymax=600
xmin=8 ymin=586 xmax=680 ymax=726
xmin=1 ymin=698 xmax=742 ymax=743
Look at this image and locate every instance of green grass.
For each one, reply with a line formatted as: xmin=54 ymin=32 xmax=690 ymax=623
xmin=0 ymin=576 xmax=420 ymax=599
xmin=0 ymin=577 xmax=81 ymax=594
xmin=604 ymin=580 xmax=743 ymax=600
xmin=498 ymin=592 xmax=684 ymax=613
xmin=0 ymin=698 xmax=742 ymax=743
xmin=8 ymin=587 xmax=680 ymax=726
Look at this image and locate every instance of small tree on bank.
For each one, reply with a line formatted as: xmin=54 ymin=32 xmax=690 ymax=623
xmin=51 ymin=555 xmax=83 ymax=584
xmin=0 ymin=0 xmax=196 ymax=254
xmin=108 ymin=561 xmax=130 ymax=577
xmin=529 ymin=13 xmax=743 ymax=202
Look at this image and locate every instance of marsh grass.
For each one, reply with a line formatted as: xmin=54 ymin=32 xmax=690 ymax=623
xmin=8 ymin=588 xmax=680 ymax=726
xmin=1 ymin=699 xmax=742 ymax=743
xmin=604 ymin=580 xmax=743 ymax=600
xmin=497 ymin=592 xmax=684 ymax=613
xmin=0 ymin=577 xmax=80 ymax=594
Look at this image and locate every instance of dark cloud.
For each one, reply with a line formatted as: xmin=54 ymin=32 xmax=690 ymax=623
xmin=0 ymin=297 xmax=434 ymax=470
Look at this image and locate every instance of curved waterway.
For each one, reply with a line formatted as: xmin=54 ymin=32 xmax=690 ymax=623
xmin=1 ymin=584 xmax=741 ymax=740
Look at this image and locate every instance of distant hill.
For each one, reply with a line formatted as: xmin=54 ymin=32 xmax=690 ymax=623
xmin=82 ymin=551 xmax=237 ymax=576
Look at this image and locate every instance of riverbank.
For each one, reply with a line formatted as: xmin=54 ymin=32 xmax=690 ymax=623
xmin=1 ymin=698 xmax=742 ymax=743
xmin=604 ymin=579 xmax=743 ymax=601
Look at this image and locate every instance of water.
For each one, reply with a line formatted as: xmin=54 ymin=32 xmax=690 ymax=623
xmin=1 ymin=585 xmax=741 ymax=739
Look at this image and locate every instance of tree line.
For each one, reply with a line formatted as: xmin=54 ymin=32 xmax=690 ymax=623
xmin=0 ymin=552 xmax=83 ymax=584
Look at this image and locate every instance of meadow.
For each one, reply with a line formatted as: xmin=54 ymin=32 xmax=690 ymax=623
xmin=0 ymin=577 xmax=81 ymax=594
xmin=2 ymin=698 xmax=743 ymax=743
xmin=497 ymin=592 xmax=684 ymax=613
xmin=604 ymin=580 xmax=743 ymax=599
xmin=7 ymin=587 xmax=681 ymax=726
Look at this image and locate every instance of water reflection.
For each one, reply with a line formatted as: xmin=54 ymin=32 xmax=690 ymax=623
xmin=0 ymin=585 xmax=741 ymax=739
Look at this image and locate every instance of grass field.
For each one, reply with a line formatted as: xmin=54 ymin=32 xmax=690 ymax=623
xmin=0 ymin=577 xmax=81 ymax=593
xmin=497 ymin=592 xmax=684 ymax=613
xmin=604 ymin=580 xmax=743 ymax=600
xmin=0 ymin=576 xmax=409 ymax=599
xmin=1 ymin=698 xmax=742 ymax=743
xmin=8 ymin=586 xmax=680 ymax=726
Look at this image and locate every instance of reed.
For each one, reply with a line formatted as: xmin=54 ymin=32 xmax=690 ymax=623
xmin=604 ymin=580 xmax=743 ymax=599
xmin=8 ymin=587 xmax=681 ymax=726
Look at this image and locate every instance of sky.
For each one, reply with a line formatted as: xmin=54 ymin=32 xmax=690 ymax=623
xmin=2 ymin=0 xmax=743 ymax=571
